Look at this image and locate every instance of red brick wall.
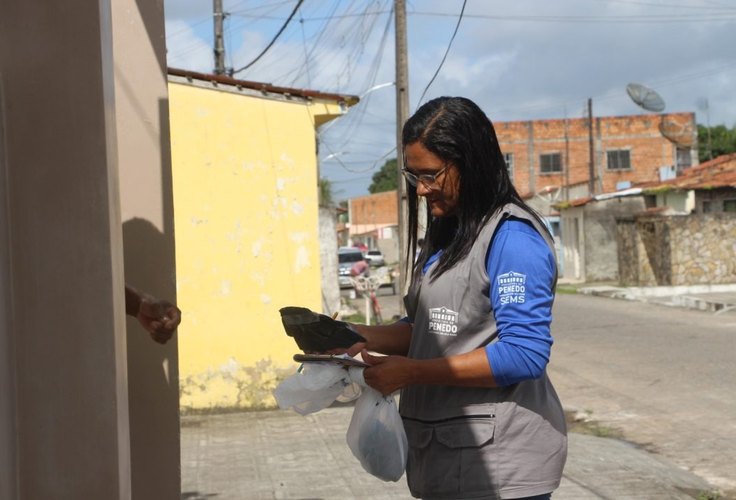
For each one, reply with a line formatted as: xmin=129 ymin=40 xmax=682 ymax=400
xmin=350 ymin=189 xmax=398 ymax=225
xmin=495 ymin=112 xmax=697 ymax=196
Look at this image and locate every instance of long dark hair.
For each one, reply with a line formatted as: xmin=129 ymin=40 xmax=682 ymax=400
xmin=403 ymin=96 xmax=544 ymax=282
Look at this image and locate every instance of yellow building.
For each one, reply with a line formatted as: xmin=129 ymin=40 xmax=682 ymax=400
xmin=168 ymin=69 xmax=357 ymax=410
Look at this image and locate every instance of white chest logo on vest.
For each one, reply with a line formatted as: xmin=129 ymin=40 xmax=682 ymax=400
xmin=428 ymin=306 xmax=459 ymax=336
xmin=497 ymin=271 xmax=527 ymax=304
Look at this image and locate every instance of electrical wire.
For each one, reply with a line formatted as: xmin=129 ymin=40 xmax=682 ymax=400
xmin=270 ymin=0 xmax=342 ymax=85
xmin=229 ymin=10 xmax=393 ymax=21
xmin=592 ymin=0 xmax=736 ymax=11
xmin=415 ymin=0 xmax=467 ymax=108
xmin=321 ymin=6 xmax=394 ymax=149
xmin=410 ymin=10 xmax=736 ymax=23
xmin=230 ymin=0 xmax=305 ymax=76
xmin=298 ymin=6 xmax=312 ymax=87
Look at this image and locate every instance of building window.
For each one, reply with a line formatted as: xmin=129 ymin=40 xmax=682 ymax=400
xmin=702 ymin=200 xmax=713 ymax=213
xmin=503 ymin=152 xmax=514 ymax=180
xmin=539 ymin=153 xmax=562 ymax=174
xmin=676 ymin=148 xmax=692 ymax=170
xmin=724 ymin=199 xmax=736 ymax=213
xmin=607 ymin=149 xmax=631 ymax=170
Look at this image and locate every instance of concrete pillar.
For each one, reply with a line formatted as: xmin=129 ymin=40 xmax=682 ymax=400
xmin=0 ymin=0 xmax=179 ymax=498
xmin=0 ymin=68 xmax=17 ymax=500
xmin=0 ymin=0 xmax=130 ymax=497
xmin=111 ymin=1 xmax=180 ymax=498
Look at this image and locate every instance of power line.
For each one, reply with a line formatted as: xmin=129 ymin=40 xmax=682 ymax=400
xmin=591 ymin=0 xmax=736 ymax=11
xmin=415 ymin=0 xmax=467 ymax=107
xmin=229 ymin=10 xmax=393 ymax=21
xmin=230 ymin=0 xmax=305 ymax=76
xmin=410 ymin=10 xmax=736 ymax=23
xmin=324 ymin=7 xmax=395 ymax=149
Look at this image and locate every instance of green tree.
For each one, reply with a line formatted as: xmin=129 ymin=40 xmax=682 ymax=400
xmin=319 ymin=177 xmax=334 ymax=207
xmin=368 ymin=158 xmax=398 ymax=193
xmin=697 ymin=124 xmax=736 ymax=162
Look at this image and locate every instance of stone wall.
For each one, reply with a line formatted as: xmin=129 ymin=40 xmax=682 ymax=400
xmin=617 ymin=213 xmax=736 ymax=286
xmin=583 ymin=197 xmax=646 ymax=282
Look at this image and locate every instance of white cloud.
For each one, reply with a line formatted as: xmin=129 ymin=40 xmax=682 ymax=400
xmin=165 ymin=19 xmax=212 ymax=72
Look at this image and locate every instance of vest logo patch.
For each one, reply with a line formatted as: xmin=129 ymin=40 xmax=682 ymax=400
xmin=428 ymin=306 xmax=459 ymax=336
xmin=497 ymin=271 xmax=527 ymax=304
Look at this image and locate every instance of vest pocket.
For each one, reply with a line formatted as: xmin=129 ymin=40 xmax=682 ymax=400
xmin=404 ymin=416 xmax=497 ymax=498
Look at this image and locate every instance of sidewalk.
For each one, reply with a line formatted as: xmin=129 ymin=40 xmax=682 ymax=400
xmin=181 ymin=405 xmax=713 ymax=499
xmin=568 ymin=281 xmax=736 ymax=315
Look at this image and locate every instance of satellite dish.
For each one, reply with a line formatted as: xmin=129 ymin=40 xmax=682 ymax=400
xmin=626 ymin=83 xmax=666 ymax=112
xmin=658 ymin=118 xmax=695 ymax=147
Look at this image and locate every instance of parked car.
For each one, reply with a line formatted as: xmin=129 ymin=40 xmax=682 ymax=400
xmin=338 ymin=248 xmax=366 ymax=288
xmin=364 ymin=249 xmax=385 ymax=267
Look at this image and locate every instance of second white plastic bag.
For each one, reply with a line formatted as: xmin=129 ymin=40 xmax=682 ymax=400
xmin=346 ymin=368 xmax=408 ymax=482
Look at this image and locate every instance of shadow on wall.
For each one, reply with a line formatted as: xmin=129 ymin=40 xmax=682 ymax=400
xmin=123 ymin=217 xmax=180 ymax=499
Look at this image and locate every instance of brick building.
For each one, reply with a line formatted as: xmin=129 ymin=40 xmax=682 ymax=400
xmin=341 ymin=190 xmax=400 ymax=262
xmin=496 ymin=112 xmax=698 ymax=206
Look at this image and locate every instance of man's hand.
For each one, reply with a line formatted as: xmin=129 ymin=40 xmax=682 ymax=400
xmin=136 ymin=297 xmax=181 ymax=344
xmin=125 ymin=284 xmax=181 ymax=344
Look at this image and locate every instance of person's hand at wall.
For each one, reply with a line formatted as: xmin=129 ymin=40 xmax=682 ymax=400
xmin=125 ymin=284 xmax=181 ymax=344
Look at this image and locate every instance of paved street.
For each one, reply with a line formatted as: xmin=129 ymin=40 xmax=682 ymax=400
xmin=549 ymin=293 xmax=736 ymax=495
xmin=182 ymin=291 xmax=736 ymax=499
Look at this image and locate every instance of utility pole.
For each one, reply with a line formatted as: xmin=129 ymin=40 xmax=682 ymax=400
xmin=587 ymin=98 xmax=595 ymax=196
xmin=704 ymin=98 xmax=713 ymax=161
xmin=395 ymin=0 xmax=410 ymax=298
xmin=213 ymin=0 xmax=226 ymax=75
xmin=564 ymin=117 xmax=570 ymax=201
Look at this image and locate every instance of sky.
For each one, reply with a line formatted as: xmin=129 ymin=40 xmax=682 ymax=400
xmin=163 ymin=0 xmax=736 ymax=200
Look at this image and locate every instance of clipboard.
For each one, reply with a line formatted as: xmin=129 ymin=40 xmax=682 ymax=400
xmin=293 ymin=353 xmax=369 ymax=368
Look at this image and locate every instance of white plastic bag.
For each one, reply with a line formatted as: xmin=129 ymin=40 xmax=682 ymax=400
xmin=346 ymin=368 xmax=408 ymax=482
xmin=273 ymin=362 xmax=408 ymax=481
xmin=273 ymin=362 xmax=353 ymax=415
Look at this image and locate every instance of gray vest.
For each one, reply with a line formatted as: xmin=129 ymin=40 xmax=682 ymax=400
xmin=400 ymin=204 xmax=567 ymax=499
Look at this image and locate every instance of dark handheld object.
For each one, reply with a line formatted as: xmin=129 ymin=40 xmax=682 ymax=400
xmin=279 ymin=306 xmax=366 ymax=352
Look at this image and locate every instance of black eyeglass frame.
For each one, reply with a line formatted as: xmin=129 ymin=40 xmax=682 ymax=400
xmin=401 ymin=164 xmax=449 ymax=188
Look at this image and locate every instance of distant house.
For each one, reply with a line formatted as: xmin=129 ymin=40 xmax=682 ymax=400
xmin=346 ymin=190 xmax=400 ymax=263
xmin=167 ymin=68 xmax=358 ymax=409
xmin=640 ymin=153 xmax=736 ymax=214
xmin=557 ymin=190 xmax=647 ymax=282
xmin=557 ymin=154 xmax=736 ymax=285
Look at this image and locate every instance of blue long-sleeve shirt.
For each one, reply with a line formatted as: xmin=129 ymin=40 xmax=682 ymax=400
xmin=485 ymin=218 xmax=555 ymax=386
xmin=421 ymin=217 xmax=555 ymax=386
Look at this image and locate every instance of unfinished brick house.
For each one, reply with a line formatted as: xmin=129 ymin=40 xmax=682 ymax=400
xmin=495 ymin=112 xmax=698 ymax=205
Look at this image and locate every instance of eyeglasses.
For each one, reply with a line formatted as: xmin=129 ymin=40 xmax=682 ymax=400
xmin=401 ymin=165 xmax=448 ymax=188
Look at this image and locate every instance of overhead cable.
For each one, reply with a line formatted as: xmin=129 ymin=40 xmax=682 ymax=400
xmin=231 ymin=0 xmax=305 ymax=76
xmin=416 ymin=0 xmax=467 ymax=107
